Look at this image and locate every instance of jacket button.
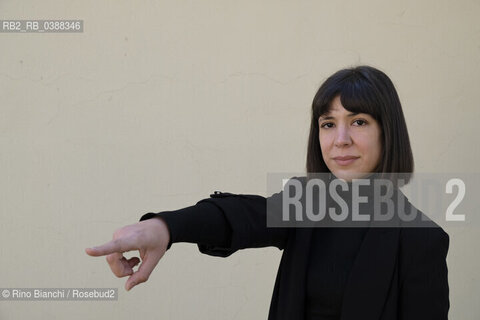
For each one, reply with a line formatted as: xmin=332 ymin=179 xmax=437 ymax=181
xmin=211 ymin=190 xmax=230 ymax=198
xmin=210 ymin=191 xmax=223 ymax=198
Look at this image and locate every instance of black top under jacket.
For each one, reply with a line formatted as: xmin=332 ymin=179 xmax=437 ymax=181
xmin=140 ymin=176 xmax=450 ymax=320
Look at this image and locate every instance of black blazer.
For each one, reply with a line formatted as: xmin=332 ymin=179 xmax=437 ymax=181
xmin=193 ymin=179 xmax=450 ymax=320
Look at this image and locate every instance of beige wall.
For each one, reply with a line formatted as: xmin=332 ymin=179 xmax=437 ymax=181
xmin=1 ymin=0 xmax=478 ymax=319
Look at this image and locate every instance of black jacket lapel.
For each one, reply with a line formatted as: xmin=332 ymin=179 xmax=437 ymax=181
xmin=340 ymin=227 xmax=400 ymax=320
xmin=270 ymin=227 xmax=314 ymax=320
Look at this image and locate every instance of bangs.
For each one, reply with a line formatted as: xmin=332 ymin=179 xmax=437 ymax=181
xmin=314 ymin=72 xmax=382 ymax=122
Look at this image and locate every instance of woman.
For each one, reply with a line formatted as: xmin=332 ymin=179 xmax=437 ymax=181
xmin=86 ymin=66 xmax=449 ymax=320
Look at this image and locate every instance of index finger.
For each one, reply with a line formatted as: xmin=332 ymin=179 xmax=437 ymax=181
xmin=85 ymin=238 xmax=137 ymax=257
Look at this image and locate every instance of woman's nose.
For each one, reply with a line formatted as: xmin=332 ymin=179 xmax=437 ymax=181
xmin=334 ymin=126 xmax=352 ymax=147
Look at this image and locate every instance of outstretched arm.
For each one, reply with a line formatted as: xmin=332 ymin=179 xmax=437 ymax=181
xmin=85 ymin=184 xmax=294 ymax=290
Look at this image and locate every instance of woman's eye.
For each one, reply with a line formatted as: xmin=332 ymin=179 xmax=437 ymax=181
xmin=353 ymin=119 xmax=367 ymax=126
xmin=320 ymin=122 xmax=334 ymax=128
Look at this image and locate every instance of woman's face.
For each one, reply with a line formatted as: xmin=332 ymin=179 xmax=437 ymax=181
xmin=318 ymin=95 xmax=382 ymax=181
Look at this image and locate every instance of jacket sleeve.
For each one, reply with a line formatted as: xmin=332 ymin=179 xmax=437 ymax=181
xmin=139 ymin=184 xmax=292 ymax=258
xmin=195 ymin=190 xmax=290 ymax=257
xmin=399 ymin=226 xmax=450 ymax=320
xmin=139 ymin=201 xmax=232 ymax=251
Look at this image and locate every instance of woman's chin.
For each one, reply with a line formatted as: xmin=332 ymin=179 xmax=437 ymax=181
xmin=331 ymin=170 xmax=373 ymax=182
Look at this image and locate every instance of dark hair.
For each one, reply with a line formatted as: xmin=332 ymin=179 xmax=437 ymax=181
xmin=306 ymin=65 xmax=414 ymax=183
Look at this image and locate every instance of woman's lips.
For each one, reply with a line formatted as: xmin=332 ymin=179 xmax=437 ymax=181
xmin=333 ymin=156 xmax=359 ymax=166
